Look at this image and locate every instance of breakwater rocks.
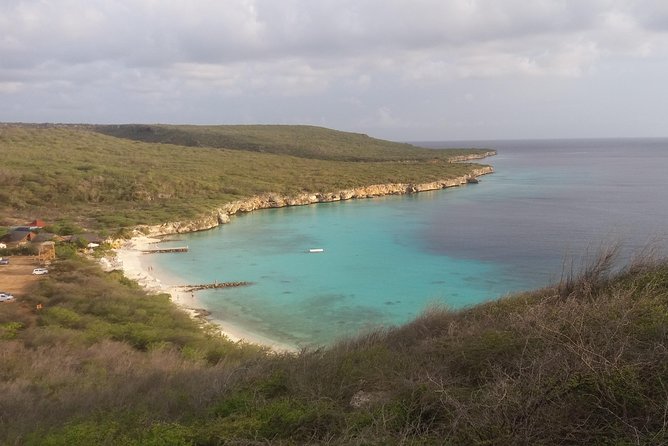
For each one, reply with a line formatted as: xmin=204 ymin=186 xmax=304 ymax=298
xmin=177 ymin=282 xmax=253 ymax=292
xmin=136 ymin=165 xmax=494 ymax=237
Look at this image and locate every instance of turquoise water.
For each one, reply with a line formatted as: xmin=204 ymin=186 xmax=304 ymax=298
xmin=149 ymin=138 xmax=668 ymax=348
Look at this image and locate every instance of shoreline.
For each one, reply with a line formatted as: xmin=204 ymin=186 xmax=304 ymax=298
xmin=112 ymin=161 xmax=495 ymax=352
xmin=112 ymin=236 xmax=299 ymax=353
xmin=135 ymin=165 xmax=494 ymax=237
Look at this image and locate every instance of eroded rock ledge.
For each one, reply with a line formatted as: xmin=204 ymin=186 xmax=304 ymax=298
xmin=446 ymin=151 xmax=496 ymax=162
xmin=136 ymin=165 xmax=493 ymax=237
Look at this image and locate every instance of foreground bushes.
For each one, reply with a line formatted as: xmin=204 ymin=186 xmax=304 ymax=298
xmin=2 ymin=255 xmax=668 ymax=444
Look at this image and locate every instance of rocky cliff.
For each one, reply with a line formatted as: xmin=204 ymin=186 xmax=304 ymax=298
xmin=446 ymin=151 xmax=497 ymax=162
xmin=135 ymin=165 xmax=493 ymax=237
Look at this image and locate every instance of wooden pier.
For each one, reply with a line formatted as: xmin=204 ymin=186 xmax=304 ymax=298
xmin=141 ymin=246 xmax=189 ymax=254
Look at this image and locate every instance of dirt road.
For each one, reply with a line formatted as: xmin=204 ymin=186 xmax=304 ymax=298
xmin=0 ymin=256 xmax=44 ymax=297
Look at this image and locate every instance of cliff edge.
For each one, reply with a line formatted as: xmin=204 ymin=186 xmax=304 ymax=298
xmin=136 ymin=165 xmax=493 ymax=237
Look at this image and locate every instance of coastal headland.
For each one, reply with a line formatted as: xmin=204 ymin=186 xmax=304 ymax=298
xmin=0 ymin=124 xmax=495 ymax=229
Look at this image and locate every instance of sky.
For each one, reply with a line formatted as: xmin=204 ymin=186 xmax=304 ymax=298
xmin=1 ymin=0 xmax=667 ymax=141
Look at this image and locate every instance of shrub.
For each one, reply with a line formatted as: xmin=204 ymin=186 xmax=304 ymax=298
xmin=27 ymin=419 xmax=194 ymax=446
xmin=0 ymin=322 xmax=23 ymax=340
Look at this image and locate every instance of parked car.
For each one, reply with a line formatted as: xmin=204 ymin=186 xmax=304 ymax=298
xmin=32 ymin=268 xmax=49 ymax=275
xmin=0 ymin=292 xmax=15 ymax=302
xmin=0 ymin=258 xmax=9 ymax=265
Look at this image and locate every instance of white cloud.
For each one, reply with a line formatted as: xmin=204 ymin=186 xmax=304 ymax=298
xmin=0 ymin=1 xmax=660 ymax=78
xmin=0 ymin=0 xmax=667 ymax=138
xmin=0 ymin=81 xmax=23 ymax=94
xmin=172 ymin=59 xmax=334 ymax=96
xmin=376 ymin=106 xmax=399 ymax=127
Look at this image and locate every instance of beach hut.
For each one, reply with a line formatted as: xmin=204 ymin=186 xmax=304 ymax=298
xmin=0 ymin=230 xmax=37 ymax=246
xmin=31 ymin=232 xmax=56 ymax=243
xmin=29 ymin=219 xmax=47 ymax=229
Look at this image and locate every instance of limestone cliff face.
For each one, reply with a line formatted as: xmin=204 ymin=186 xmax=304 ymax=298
xmin=447 ymin=151 xmax=497 ymax=162
xmin=135 ymin=165 xmax=493 ymax=237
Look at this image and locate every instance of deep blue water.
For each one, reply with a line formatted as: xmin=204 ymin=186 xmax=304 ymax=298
xmin=148 ymin=138 xmax=668 ymax=348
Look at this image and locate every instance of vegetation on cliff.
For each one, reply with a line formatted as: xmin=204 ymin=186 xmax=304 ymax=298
xmin=0 ymin=124 xmax=491 ymax=231
xmin=91 ymin=123 xmax=487 ymax=162
xmin=1 ymin=250 xmax=667 ymax=444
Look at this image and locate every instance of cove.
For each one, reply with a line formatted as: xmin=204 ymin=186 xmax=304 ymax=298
xmin=147 ymin=138 xmax=668 ymax=349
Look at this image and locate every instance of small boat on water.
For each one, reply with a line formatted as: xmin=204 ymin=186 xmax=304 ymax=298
xmin=308 ymin=248 xmax=324 ymax=253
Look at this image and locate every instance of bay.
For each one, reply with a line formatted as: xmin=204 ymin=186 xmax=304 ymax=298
xmin=148 ymin=138 xmax=668 ymax=348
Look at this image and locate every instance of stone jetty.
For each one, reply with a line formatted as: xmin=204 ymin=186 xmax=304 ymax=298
xmin=176 ymin=281 xmax=253 ymax=292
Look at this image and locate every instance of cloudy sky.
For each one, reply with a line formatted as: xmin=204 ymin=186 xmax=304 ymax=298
xmin=1 ymin=1 xmax=667 ymax=141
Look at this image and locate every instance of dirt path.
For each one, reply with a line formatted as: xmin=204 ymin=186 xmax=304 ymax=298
xmin=0 ymin=256 xmax=44 ymax=329
xmin=0 ymin=256 xmax=44 ymax=297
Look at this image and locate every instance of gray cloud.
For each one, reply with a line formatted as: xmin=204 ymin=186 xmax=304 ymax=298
xmin=1 ymin=0 xmax=667 ymax=139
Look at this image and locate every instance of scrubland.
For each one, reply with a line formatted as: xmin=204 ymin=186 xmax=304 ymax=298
xmin=0 ymin=124 xmax=489 ymax=230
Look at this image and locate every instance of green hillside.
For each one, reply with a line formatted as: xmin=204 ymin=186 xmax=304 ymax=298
xmin=91 ymin=124 xmax=489 ymax=161
xmin=1 ymin=252 xmax=667 ymax=444
xmin=0 ymin=124 xmax=490 ymax=230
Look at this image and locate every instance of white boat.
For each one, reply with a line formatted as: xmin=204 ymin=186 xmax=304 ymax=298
xmin=308 ymin=248 xmax=324 ymax=253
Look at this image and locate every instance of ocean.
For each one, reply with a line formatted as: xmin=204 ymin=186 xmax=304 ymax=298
xmin=146 ymin=138 xmax=668 ymax=349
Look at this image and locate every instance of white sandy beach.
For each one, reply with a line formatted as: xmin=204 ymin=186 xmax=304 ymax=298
xmin=111 ymin=236 xmax=298 ymax=353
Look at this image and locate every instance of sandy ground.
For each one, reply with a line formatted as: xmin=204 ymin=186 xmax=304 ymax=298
xmin=0 ymin=255 xmax=46 ymax=297
xmin=111 ymin=237 xmax=297 ymax=353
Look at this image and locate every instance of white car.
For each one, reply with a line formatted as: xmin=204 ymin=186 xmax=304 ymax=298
xmin=0 ymin=292 xmax=15 ymax=302
xmin=32 ymin=268 xmax=49 ymax=275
